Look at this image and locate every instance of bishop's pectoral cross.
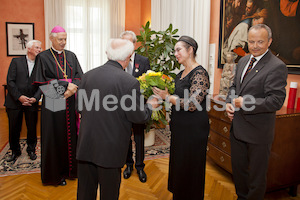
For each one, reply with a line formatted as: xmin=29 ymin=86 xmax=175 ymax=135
xmin=64 ymin=74 xmax=68 ymax=81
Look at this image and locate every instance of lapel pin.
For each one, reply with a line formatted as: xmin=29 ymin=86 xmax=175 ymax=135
xmin=135 ymin=63 xmax=139 ymax=73
xmin=256 ymin=70 xmax=258 ymax=73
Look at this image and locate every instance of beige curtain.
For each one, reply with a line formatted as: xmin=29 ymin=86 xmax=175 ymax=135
xmin=44 ymin=0 xmax=125 ymax=72
xmin=44 ymin=0 xmax=66 ymax=49
xmin=151 ymin=0 xmax=213 ymax=92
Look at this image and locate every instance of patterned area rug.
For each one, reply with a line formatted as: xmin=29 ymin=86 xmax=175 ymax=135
xmin=144 ymin=128 xmax=170 ymax=160
xmin=0 ymin=128 xmax=170 ymax=177
xmin=0 ymin=139 xmax=41 ymax=177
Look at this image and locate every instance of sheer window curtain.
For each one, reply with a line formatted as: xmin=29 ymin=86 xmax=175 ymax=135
xmin=44 ymin=0 xmax=125 ymax=72
xmin=151 ymin=0 xmax=213 ymax=93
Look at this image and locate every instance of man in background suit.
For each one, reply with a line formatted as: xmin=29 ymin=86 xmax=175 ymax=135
xmin=226 ymin=24 xmax=287 ymax=200
xmin=76 ymin=38 xmax=158 ymax=200
xmin=4 ymin=40 xmax=42 ymax=162
xmin=120 ymin=31 xmax=151 ymax=183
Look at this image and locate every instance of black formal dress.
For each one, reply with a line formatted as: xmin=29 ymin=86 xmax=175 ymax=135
xmin=5 ymin=56 xmax=41 ymax=155
xmin=168 ymin=66 xmax=210 ymax=200
xmin=31 ymin=48 xmax=83 ymax=185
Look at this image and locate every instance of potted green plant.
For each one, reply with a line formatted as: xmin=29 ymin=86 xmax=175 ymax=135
xmin=135 ymin=22 xmax=180 ymax=146
xmin=135 ymin=21 xmax=181 ymax=78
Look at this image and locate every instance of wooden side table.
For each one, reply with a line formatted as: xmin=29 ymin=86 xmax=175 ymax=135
xmin=207 ymin=95 xmax=300 ymax=196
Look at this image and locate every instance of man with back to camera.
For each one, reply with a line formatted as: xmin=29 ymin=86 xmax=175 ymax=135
xmin=76 ymin=38 xmax=158 ymax=200
xmin=226 ymin=24 xmax=287 ymax=200
xmin=120 ymin=30 xmax=151 ymax=183
xmin=5 ymin=40 xmax=42 ymax=162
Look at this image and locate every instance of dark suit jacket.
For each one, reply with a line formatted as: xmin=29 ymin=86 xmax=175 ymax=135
xmin=4 ymin=56 xmax=41 ymax=110
xmin=226 ymin=50 xmax=287 ymax=144
xmin=131 ymin=53 xmax=150 ymax=78
xmin=131 ymin=53 xmax=150 ymax=131
xmin=76 ymin=60 xmax=152 ymax=168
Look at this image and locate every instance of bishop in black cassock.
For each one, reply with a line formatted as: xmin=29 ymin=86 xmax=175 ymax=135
xmin=31 ymin=26 xmax=83 ymax=186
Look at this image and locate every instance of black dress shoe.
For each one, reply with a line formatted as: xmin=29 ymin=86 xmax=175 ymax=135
xmin=5 ymin=152 xmax=21 ymax=162
xmin=59 ymin=178 xmax=67 ymax=186
xmin=123 ymin=165 xmax=133 ymax=179
xmin=28 ymin=152 xmax=37 ymax=160
xmin=137 ymin=169 xmax=147 ymax=183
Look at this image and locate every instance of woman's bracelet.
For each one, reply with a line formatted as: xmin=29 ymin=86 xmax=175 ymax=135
xmin=165 ymin=95 xmax=170 ymax=102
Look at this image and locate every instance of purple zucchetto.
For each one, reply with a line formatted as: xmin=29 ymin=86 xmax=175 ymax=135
xmin=51 ymin=25 xmax=66 ymax=33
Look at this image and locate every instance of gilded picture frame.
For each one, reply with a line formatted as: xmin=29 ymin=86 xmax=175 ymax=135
xmin=218 ymin=0 xmax=300 ymax=74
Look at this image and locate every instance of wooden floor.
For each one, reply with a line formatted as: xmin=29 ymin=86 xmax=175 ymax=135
xmin=0 ymin=108 xmax=299 ymax=200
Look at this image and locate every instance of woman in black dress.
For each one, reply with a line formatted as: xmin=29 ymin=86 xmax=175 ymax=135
xmin=153 ymin=36 xmax=210 ymax=200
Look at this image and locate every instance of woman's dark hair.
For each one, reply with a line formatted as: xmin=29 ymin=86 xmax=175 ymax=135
xmin=178 ymin=35 xmax=198 ymax=57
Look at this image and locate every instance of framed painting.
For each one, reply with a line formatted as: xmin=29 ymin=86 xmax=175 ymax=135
xmin=6 ymin=22 xmax=35 ymax=56
xmin=218 ymin=0 xmax=300 ymax=74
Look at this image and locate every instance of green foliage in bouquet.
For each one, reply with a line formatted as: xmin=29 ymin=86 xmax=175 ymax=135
xmin=135 ymin=21 xmax=180 ymax=79
xmin=137 ymin=70 xmax=175 ymax=132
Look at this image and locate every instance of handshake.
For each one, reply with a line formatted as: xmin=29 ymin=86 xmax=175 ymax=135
xmin=146 ymin=95 xmax=161 ymax=110
xmin=147 ymin=86 xmax=173 ymax=110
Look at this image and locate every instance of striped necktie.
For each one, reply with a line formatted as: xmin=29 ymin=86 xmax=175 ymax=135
xmin=242 ymin=57 xmax=256 ymax=82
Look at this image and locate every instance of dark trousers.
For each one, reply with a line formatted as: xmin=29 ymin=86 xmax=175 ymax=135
xmin=6 ymin=107 xmax=38 ymax=154
xmin=77 ymin=161 xmax=121 ymax=200
xmin=230 ymin=132 xmax=272 ymax=200
xmin=125 ymin=123 xmax=145 ymax=170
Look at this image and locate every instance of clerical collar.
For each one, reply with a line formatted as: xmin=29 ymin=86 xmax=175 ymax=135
xmin=51 ymin=47 xmax=63 ymax=54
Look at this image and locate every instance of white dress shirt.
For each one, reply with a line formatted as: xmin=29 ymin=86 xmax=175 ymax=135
xmin=26 ymin=56 xmax=35 ymax=76
xmin=240 ymin=49 xmax=269 ymax=82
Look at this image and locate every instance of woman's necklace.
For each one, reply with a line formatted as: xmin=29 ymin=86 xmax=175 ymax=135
xmin=50 ymin=48 xmax=68 ymax=81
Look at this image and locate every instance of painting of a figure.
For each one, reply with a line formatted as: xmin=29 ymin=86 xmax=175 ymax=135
xmin=220 ymin=0 xmax=300 ymax=72
xmin=6 ymin=22 xmax=34 ymax=56
xmin=267 ymin=0 xmax=300 ymax=66
xmin=13 ymin=29 xmax=29 ymax=50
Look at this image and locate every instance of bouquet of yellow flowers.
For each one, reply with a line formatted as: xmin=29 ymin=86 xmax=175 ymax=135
xmin=137 ymin=70 xmax=175 ymax=132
